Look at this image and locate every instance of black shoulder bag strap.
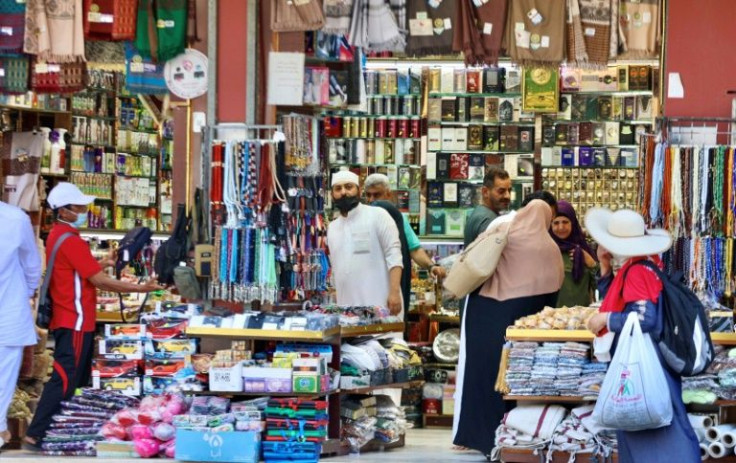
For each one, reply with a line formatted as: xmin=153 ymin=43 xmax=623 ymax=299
xmin=38 ymin=232 xmax=75 ymax=314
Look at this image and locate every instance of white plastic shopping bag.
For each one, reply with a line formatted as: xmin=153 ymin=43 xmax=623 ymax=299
xmin=593 ymin=312 xmax=673 ymax=431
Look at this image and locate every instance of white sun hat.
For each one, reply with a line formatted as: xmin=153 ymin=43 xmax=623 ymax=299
xmin=584 ymin=208 xmax=672 ymax=257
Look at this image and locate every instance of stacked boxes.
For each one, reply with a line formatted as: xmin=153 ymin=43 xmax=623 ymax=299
xmin=262 ymin=398 xmax=328 ymax=463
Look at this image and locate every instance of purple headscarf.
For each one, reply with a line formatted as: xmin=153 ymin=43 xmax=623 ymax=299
xmin=550 ymin=200 xmax=597 ymax=282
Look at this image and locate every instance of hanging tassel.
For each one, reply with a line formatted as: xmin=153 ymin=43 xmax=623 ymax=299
xmin=494 ymin=342 xmax=511 ymax=395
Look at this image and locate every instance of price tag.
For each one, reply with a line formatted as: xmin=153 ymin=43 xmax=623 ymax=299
xmin=0 ymin=27 xmax=13 ymax=36
xmin=444 ymin=18 xmax=452 ymax=30
xmin=88 ymin=11 xmax=101 ymax=23
xmin=417 ymin=12 xmax=428 ymax=20
xmin=130 ymin=62 xmax=144 ymax=73
xmin=483 ymin=22 xmax=493 ymax=35
xmin=541 ymin=36 xmax=550 ymax=48
xmin=48 ymin=64 xmax=61 ymax=73
xmin=584 ymin=27 xmax=596 ymax=36
xmin=0 ymin=69 xmax=6 ymax=77
xmin=34 ymin=62 xmax=48 ymax=73
xmin=99 ymin=14 xmax=114 ymax=23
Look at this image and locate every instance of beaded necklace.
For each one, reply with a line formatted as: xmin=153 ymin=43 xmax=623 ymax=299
xmin=670 ymin=145 xmax=684 ymax=237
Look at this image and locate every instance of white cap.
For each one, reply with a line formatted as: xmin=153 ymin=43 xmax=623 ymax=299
xmin=331 ymin=170 xmax=360 ymax=187
xmin=47 ymin=182 xmax=96 ymax=209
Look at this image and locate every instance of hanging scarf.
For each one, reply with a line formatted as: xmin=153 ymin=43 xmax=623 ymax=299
xmin=323 ymin=0 xmax=354 ymax=35
xmin=350 ymin=0 xmax=404 ymax=52
xmin=579 ymin=0 xmax=611 ymax=66
xmin=565 ymin=0 xmax=587 ymax=65
xmin=550 ymin=200 xmax=597 ymax=283
xmin=405 ymin=0 xmax=456 ymax=56
xmin=154 ymin=0 xmax=187 ymax=61
xmin=24 ymin=0 xmax=85 ymax=62
xmin=618 ymin=0 xmax=660 ymax=59
xmin=608 ymin=0 xmax=619 ymax=58
xmin=0 ymin=54 xmax=29 ymax=94
xmin=389 ymin=0 xmax=407 ymax=36
xmin=0 ymin=0 xmax=26 ymax=53
xmin=454 ymin=0 xmax=508 ymax=66
xmin=124 ymin=42 xmax=168 ymax=94
xmin=505 ymin=0 xmax=565 ymax=66
xmin=599 ymin=256 xmax=663 ymax=315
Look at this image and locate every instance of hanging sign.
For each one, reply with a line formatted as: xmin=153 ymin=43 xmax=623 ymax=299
xmin=164 ymin=48 xmax=208 ymax=99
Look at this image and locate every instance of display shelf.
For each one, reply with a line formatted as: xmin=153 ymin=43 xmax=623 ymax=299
xmin=505 ymin=329 xmax=594 ymax=342
xmin=339 ymin=380 xmax=424 ymax=395
xmin=40 ymin=172 xmax=70 ymax=178
xmin=80 ymin=229 xmax=170 ymax=240
xmin=545 ymin=119 xmax=654 ymax=125
xmin=0 ymin=104 xmax=71 ymax=115
xmin=429 ymin=150 xmax=535 ymax=155
xmin=710 ymin=333 xmax=736 ymax=345
xmin=186 ymin=326 xmax=341 ymax=342
xmin=196 ymin=390 xmax=338 ymax=397
xmin=541 ymin=165 xmax=639 ymax=170
xmin=429 ymin=92 xmax=523 ymax=98
xmin=325 ymin=137 xmax=422 ymax=141
xmin=424 ymin=362 xmax=457 ymax=368
xmin=429 ymin=314 xmax=460 ymax=325
xmin=72 ymin=113 xmax=118 ymax=121
xmin=340 ymin=322 xmax=405 ymax=338
xmin=422 ymin=413 xmax=454 ymax=428
xmin=504 ymin=395 xmax=595 ymax=403
xmin=430 ymin=121 xmax=535 ymax=127
xmin=560 ymin=90 xmax=653 ymax=96
xmin=96 ymin=311 xmax=142 ymax=323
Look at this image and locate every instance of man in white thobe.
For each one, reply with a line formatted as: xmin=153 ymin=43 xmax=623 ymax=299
xmin=0 ymin=201 xmax=41 ymax=448
xmin=327 ymin=171 xmax=404 ymax=316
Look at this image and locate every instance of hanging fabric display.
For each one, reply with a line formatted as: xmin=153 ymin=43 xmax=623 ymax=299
xmin=617 ymin=0 xmax=661 ymax=59
xmin=208 ymin=120 xmax=329 ymax=304
xmin=0 ymin=131 xmax=45 ymax=211
xmin=83 ymin=0 xmax=138 ymax=41
xmin=0 ymin=0 xmax=26 ymax=53
xmin=405 ymin=0 xmax=455 ymax=56
xmin=0 ymin=55 xmax=30 ymax=94
xmin=505 ymin=0 xmax=566 ymax=66
xmin=134 ymin=0 xmax=187 ymax=62
xmin=124 ymin=42 xmax=167 ymax=94
xmin=271 ymin=0 xmax=326 ymax=33
xmin=24 ymin=0 xmax=86 ymax=62
xmin=323 ymin=0 xmax=354 ymax=36
xmin=565 ymin=0 xmax=587 ymax=65
xmin=579 ymin=0 xmax=611 ymax=65
xmin=349 ymin=0 xmax=405 ymax=52
xmin=454 ymin=0 xmax=508 ymax=66
xmin=30 ymin=60 xmax=87 ymax=94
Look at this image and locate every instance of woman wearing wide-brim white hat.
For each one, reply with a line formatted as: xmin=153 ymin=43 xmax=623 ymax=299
xmin=584 ymin=208 xmax=700 ymax=463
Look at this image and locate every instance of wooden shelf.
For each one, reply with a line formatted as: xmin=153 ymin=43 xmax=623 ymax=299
xmin=424 ymin=362 xmax=457 ymax=368
xmin=340 ymin=380 xmax=424 ymax=395
xmin=186 ymin=326 xmax=340 ymax=342
xmin=560 ymin=90 xmax=653 ymax=96
xmin=429 ymin=314 xmax=460 ymax=324
xmin=504 ymin=395 xmax=595 ymax=403
xmin=197 ymin=390 xmax=337 ymax=397
xmin=341 ymin=322 xmax=404 ymax=338
xmin=0 ymin=104 xmax=70 ymax=115
xmin=429 ymin=92 xmax=522 ymax=98
xmin=505 ymin=329 xmax=594 ymax=342
xmin=710 ymin=333 xmax=736 ymax=345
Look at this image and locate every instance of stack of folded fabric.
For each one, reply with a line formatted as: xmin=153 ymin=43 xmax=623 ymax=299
xmin=546 ymin=414 xmax=598 ymax=459
xmin=373 ymin=395 xmax=407 ymax=444
xmin=505 ymin=342 xmax=538 ymax=396
xmin=41 ymin=389 xmax=139 ymax=456
xmin=530 ymin=343 xmax=561 ymax=396
xmin=578 ymin=362 xmax=608 ymax=397
xmin=556 ymin=343 xmax=589 ymax=396
xmin=682 ymin=374 xmax=719 ymax=404
xmin=570 ymin=405 xmax=618 ymax=457
xmin=491 ymin=404 xmax=567 ymax=461
xmin=262 ymin=398 xmax=327 ymax=462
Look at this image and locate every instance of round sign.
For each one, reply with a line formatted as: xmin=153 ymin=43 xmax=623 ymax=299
xmin=164 ymin=48 xmax=208 ymax=99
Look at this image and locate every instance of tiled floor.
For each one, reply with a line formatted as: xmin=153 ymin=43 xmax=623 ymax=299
xmin=0 ymin=428 xmax=489 ymax=463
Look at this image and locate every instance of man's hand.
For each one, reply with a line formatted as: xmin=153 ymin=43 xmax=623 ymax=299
xmin=430 ymin=265 xmax=447 ymax=279
xmin=139 ymin=279 xmax=165 ymax=293
xmin=387 ymin=290 xmax=402 ymax=315
xmin=586 ymin=312 xmax=608 ymax=335
xmin=98 ymin=249 xmax=117 ymax=270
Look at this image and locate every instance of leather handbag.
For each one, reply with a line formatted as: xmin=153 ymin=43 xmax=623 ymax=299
xmin=443 ymin=221 xmax=510 ymax=299
xmin=271 ymin=0 xmax=325 ymax=32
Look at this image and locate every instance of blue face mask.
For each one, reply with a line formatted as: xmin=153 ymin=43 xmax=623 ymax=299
xmin=64 ymin=209 xmax=87 ymax=228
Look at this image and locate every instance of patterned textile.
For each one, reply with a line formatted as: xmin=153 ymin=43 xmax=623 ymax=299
xmin=580 ymin=0 xmax=611 ymax=65
xmin=505 ymin=0 xmax=566 ymax=66
xmin=0 ymin=0 xmax=26 ymax=53
xmin=566 ymin=0 xmax=588 ymax=64
xmin=454 ymin=0 xmax=508 ymax=66
xmin=24 ymin=0 xmax=85 ymax=62
xmin=124 ymin=42 xmax=167 ymax=94
xmin=0 ymin=54 xmax=29 ymax=94
xmin=405 ymin=0 xmax=456 ymax=56
xmin=618 ymin=0 xmax=660 ymax=58
xmin=349 ymin=0 xmax=404 ymax=52
xmin=609 ymin=0 xmax=619 ymax=58
xmin=323 ymin=0 xmax=354 ymax=35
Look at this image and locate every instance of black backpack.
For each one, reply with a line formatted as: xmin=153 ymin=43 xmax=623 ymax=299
xmin=154 ymin=204 xmax=190 ymax=285
xmin=625 ymin=260 xmax=714 ymax=376
xmin=115 ymin=227 xmax=153 ymax=276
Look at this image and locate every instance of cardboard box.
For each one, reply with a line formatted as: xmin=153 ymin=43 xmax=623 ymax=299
xmin=175 ymin=430 xmax=260 ymax=463
xmin=93 ymin=376 xmax=141 ymax=396
xmin=242 ymin=367 xmax=292 ymax=393
xmin=145 ymin=339 xmax=197 ymax=358
xmin=104 ymin=324 xmax=146 ymax=340
xmin=442 ymin=398 xmax=455 ymax=416
xmin=142 ymin=376 xmax=204 ymax=395
xmin=92 ymin=358 xmax=139 ymax=378
xmin=98 ymin=340 xmax=144 ymax=360
xmin=96 ymin=441 xmax=139 ymax=458
xmin=145 ymin=358 xmax=189 ymax=377
xmin=210 ymin=364 xmax=244 ymax=392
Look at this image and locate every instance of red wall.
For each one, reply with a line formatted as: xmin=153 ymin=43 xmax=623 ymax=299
xmin=217 ymin=0 xmax=249 ymax=122
xmin=664 ymin=0 xmax=736 ymax=117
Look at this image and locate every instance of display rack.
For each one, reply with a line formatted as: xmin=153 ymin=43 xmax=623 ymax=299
xmin=506 ymin=328 xmax=736 ymax=345
xmin=186 ymin=322 xmax=417 ymax=456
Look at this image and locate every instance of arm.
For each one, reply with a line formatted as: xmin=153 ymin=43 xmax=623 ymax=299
xmin=375 ymin=209 xmax=404 ymax=314
xmin=410 ymin=248 xmax=447 ymax=278
xmin=19 ymin=214 xmax=42 ymax=297
xmin=387 ymin=266 xmax=402 ymax=314
xmin=88 ymin=272 xmax=163 ymax=293
xmin=607 ymin=299 xmax=660 ymax=334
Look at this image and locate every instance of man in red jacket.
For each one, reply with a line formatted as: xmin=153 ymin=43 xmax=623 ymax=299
xmin=24 ymin=183 xmax=162 ymax=449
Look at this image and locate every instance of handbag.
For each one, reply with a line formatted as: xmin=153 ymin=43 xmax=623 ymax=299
xmin=37 ymin=232 xmax=75 ymax=329
xmin=173 ymin=265 xmax=201 ymax=300
xmin=443 ymin=221 xmax=510 ymax=299
xmin=271 ymin=0 xmax=325 ymax=32
xmin=593 ymin=312 xmax=673 ymax=431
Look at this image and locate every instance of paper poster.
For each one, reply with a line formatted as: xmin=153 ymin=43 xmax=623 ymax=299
xmin=267 ymin=52 xmax=305 ymax=106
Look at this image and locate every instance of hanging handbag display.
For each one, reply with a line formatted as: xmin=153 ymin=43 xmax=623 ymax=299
xmin=443 ymin=220 xmax=511 ymax=299
xmin=271 ymin=0 xmax=325 ymax=32
xmin=37 ymin=232 xmax=75 ymax=329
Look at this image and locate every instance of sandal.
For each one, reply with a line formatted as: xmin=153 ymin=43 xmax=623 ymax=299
xmin=22 ymin=437 xmax=42 ymax=452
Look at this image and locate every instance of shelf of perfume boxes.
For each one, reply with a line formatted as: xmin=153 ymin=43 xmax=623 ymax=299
xmin=544 ymin=144 xmax=640 ymax=149
xmin=326 ymin=137 xmax=422 ymax=141
xmin=331 ymin=162 xmax=422 ymax=168
xmin=70 ymin=141 xmax=117 ymax=150
xmin=71 ymin=170 xmax=158 ymax=180
xmin=428 ymin=177 xmax=534 ymax=184
xmin=543 ymin=120 xmax=653 ymax=125
xmin=505 ymin=329 xmax=736 ymax=345
xmin=541 ymin=166 xmax=639 ymax=169
xmin=71 ymin=112 xmax=118 ymax=122
xmin=559 ymin=90 xmax=654 ymax=97
xmin=428 ymin=92 xmax=523 ymax=98
xmin=364 ymin=56 xmax=660 ymax=65
xmin=428 ymin=150 xmax=535 ymax=155
xmin=430 ymin=121 xmax=535 ymax=127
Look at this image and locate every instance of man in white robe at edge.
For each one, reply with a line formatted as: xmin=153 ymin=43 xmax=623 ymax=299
xmin=326 ymin=170 xmax=404 ymax=317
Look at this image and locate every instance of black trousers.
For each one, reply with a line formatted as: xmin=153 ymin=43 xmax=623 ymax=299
xmin=27 ymin=328 xmax=94 ymax=440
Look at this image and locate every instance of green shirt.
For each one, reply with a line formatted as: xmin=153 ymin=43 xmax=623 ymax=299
xmin=403 ymin=216 xmax=421 ymax=251
xmin=556 ymin=252 xmax=597 ymax=307
xmin=464 ymin=205 xmax=498 ymax=246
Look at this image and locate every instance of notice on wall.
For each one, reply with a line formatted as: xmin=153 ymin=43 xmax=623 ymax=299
xmin=267 ymin=52 xmax=305 ymax=106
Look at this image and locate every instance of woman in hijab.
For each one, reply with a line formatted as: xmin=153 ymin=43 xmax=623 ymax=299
xmin=453 ymin=200 xmax=564 ymax=461
xmin=550 ymin=200 xmax=598 ymax=307
xmin=585 ymin=208 xmax=700 ymax=463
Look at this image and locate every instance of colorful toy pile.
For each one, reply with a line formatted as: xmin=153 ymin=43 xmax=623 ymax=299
xmin=262 ymin=398 xmax=328 ymax=463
